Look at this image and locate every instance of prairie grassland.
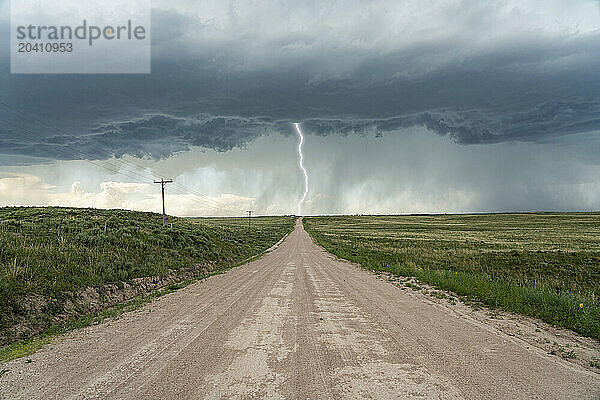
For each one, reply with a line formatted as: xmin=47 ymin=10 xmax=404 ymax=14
xmin=303 ymin=214 xmax=600 ymax=341
xmin=0 ymin=207 xmax=295 ymax=348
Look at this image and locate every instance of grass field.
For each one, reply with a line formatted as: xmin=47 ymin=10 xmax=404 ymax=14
xmin=303 ymin=214 xmax=600 ymax=341
xmin=0 ymin=207 xmax=295 ymax=348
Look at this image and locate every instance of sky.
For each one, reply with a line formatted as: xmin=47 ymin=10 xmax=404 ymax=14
xmin=1 ymin=0 xmax=599 ymax=215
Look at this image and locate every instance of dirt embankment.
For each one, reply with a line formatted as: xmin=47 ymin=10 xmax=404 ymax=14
xmin=3 ymin=264 xmax=216 ymax=346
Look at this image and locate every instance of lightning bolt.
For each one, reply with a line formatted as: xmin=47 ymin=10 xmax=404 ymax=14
xmin=294 ymin=122 xmax=309 ymax=215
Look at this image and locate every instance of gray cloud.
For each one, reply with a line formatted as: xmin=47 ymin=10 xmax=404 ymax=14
xmin=304 ymin=97 xmax=600 ymax=144
xmin=1 ymin=0 xmax=599 ymax=166
xmin=0 ymin=114 xmax=285 ymax=163
xmin=3 ymin=95 xmax=600 ymax=164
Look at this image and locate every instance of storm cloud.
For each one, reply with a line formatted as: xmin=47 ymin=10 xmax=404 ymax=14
xmin=3 ymin=96 xmax=600 ymax=163
xmin=1 ymin=0 xmax=600 ymax=164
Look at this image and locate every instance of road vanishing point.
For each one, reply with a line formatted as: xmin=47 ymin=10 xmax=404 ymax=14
xmin=1 ymin=219 xmax=598 ymax=399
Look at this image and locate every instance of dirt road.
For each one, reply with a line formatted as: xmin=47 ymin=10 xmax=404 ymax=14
xmin=1 ymin=219 xmax=599 ymax=399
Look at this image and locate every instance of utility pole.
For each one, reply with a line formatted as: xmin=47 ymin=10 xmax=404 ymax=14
xmin=247 ymin=210 xmax=253 ymax=229
xmin=154 ymin=179 xmax=173 ymax=226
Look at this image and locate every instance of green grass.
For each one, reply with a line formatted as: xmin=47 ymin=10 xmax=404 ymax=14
xmin=0 ymin=207 xmax=295 ymax=348
xmin=303 ymin=214 xmax=600 ymax=341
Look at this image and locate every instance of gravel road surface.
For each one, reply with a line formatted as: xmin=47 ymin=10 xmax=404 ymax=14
xmin=1 ymin=219 xmax=598 ymax=399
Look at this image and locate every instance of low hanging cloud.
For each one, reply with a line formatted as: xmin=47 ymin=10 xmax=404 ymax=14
xmin=0 ymin=114 xmax=281 ymax=163
xmin=2 ymin=95 xmax=600 ymax=164
xmin=88 ymin=114 xmax=276 ymax=157
xmin=303 ymin=97 xmax=600 ymax=144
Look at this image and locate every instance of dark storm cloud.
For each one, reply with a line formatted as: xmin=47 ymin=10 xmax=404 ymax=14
xmin=0 ymin=114 xmax=282 ymax=162
xmin=304 ymin=97 xmax=600 ymax=144
xmin=4 ymin=94 xmax=599 ymax=164
xmin=2 ymin=96 xmax=600 ymax=163
xmin=1 ymin=0 xmax=600 ymax=164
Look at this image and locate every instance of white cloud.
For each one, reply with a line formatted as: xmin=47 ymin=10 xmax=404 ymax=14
xmin=51 ymin=181 xmax=153 ymax=209
xmin=0 ymin=173 xmax=54 ymax=203
xmin=0 ymin=174 xmax=259 ymax=217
